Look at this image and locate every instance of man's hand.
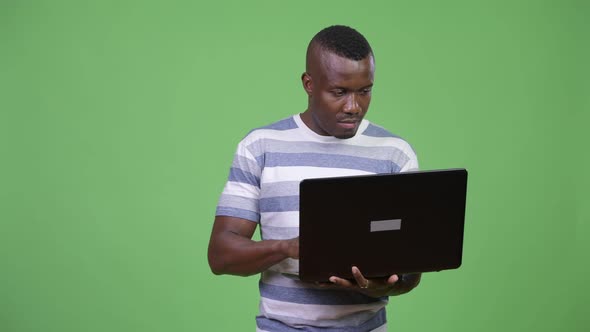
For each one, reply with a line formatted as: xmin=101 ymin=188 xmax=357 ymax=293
xmin=327 ymin=266 xmax=398 ymax=297
xmin=327 ymin=266 xmax=421 ymax=297
xmin=208 ymin=216 xmax=300 ymax=276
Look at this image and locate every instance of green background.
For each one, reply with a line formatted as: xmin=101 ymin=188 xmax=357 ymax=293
xmin=1 ymin=0 xmax=588 ymax=331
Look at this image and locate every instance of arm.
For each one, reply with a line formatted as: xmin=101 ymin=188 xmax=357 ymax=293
xmin=207 ymin=215 xmax=299 ymax=276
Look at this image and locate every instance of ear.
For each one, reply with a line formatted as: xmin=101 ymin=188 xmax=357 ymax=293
xmin=301 ymin=72 xmax=313 ymax=96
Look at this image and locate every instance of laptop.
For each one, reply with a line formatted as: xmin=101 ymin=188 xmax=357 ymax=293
xmin=298 ymin=168 xmax=468 ymax=282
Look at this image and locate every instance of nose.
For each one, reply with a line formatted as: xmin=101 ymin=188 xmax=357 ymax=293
xmin=343 ymin=94 xmax=361 ymax=114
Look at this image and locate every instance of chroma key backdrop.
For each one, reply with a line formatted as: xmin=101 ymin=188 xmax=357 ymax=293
xmin=1 ymin=1 xmax=588 ymax=331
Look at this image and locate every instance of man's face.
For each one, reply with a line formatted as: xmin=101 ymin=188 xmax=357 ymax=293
xmin=301 ymin=50 xmax=375 ymax=139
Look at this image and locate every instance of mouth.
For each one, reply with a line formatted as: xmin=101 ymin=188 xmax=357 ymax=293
xmin=337 ymin=119 xmax=359 ymax=129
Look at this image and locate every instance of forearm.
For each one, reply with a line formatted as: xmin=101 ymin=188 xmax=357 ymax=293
xmin=387 ymin=273 xmax=422 ymax=296
xmin=208 ymin=230 xmax=296 ymax=277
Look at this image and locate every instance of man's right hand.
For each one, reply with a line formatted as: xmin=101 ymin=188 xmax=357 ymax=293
xmin=281 ymin=237 xmax=299 ymax=259
xmin=208 ymin=216 xmax=300 ymax=276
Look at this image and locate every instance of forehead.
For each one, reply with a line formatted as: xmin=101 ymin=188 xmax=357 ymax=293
xmin=315 ymin=51 xmax=375 ymax=87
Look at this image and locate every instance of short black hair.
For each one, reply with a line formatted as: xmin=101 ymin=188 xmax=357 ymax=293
xmin=309 ymin=25 xmax=373 ymax=61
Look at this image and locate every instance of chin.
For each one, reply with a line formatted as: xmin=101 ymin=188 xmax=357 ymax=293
xmin=333 ymin=130 xmax=357 ymax=139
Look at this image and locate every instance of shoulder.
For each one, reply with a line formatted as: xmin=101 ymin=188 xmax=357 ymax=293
xmin=255 ymin=116 xmax=299 ymax=132
xmin=360 ymin=121 xmax=415 ymax=152
xmin=361 ymin=121 xmax=401 ymax=139
xmin=359 ymin=120 xmax=419 ymax=171
xmin=233 ymin=115 xmax=301 ymax=159
xmin=247 ymin=116 xmax=298 ymax=137
xmin=240 ymin=115 xmax=299 ymax=144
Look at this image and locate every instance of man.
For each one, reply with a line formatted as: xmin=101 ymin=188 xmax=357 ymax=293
xmin=208 ymin=25 xmax=421 ymax=331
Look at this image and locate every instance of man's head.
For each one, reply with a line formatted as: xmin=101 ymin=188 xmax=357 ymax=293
xmin=301 ymin=25 xmax=375 ymax=139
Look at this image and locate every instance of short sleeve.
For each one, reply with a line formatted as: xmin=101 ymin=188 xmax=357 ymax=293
xmin=400 ymin=143 xmax=419 ymax=172
xmin=215 ymin=139 xmax=262 ymax=223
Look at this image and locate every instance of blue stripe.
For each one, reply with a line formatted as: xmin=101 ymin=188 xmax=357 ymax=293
xmin=256 ymin=308 xmax=386 ymax=332
xmin=361 ymin=124 xmax=399 ymax=138
xmin=218 ymin=194 xmax=258 ymax=212
xmin=216 ymin=207 xmax=259 ymax=222
xmin=228 ymin=167 xmax=260 ymax=186
xmin=260 ymin=181 xmax=300 ymax=199
xmin=248 ymin=117 xmax=298 ymax=133
xmin=258 ymin=153 xmax=395 ymax=174
xmin=260 ymin=117 xmax=299 ymax=130
xmin=260 ymin=196 xmax=299 ymax=213
xmin=259 ymin=282 xmax=385 ymax=305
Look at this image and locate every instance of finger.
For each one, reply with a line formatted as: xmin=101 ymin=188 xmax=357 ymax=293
xmin=329 ymin=276 xmax=355 ymax=288
xmin=351 ymin=266 xmax=368 ymax=288
xmin=386 ymin=274 xmax=400 ymax=285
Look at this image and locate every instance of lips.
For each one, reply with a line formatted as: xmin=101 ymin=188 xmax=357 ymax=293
xmin=337 ymin=116 xmax=360 ymax=123
xmin=337 ymin=120 xmax=358 ymax=129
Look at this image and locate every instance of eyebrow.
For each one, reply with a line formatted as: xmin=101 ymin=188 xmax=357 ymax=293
xmin=330 ymin=83 xmax=374 ymax=90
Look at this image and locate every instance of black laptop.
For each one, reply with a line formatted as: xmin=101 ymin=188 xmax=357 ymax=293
xmin=298 ymin=168 xmax=468 ymax=282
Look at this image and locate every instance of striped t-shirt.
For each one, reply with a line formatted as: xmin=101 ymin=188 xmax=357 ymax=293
xmin=216 ymin=114 xmax=419 ymax=331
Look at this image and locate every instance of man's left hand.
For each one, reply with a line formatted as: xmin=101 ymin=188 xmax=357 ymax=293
xmin=327 ymin=266 xmax=399 ymax=298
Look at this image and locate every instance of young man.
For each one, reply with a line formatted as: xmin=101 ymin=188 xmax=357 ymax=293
xmin=208 ymin=25 xmax=421 ymax=332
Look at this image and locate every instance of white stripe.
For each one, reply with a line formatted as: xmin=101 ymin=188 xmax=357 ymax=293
xmin=267 ymin=258 xmax=299 ymax=275
xmin=260 ymin=211 xmax=299 ymax=228
xmin=234 ymin=144 xmax=258 ymax=160
xmin=401 ymin=157 xmax=419 ymax=172
xmin=359 ymin=135 xmax=413 ymax=148
xmin=259 ymin=297 xmax=385 ymax=322
xmin=261 ymin=166 xmax=373 ymax=183
xmin=242 ymin=128 xmax=301 ymax=144
xmin=221 ymin=181 xmax=260 ymax=199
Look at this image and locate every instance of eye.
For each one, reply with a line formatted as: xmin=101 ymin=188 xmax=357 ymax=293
xmin=331 ymin=89 xmax=346 ymax=97
xmin=360 ymin=88 xmax=372 ymax=96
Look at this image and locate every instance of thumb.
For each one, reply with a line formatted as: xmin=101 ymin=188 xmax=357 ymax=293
xmin=387 ymin=274 xmax=400 ymax=284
